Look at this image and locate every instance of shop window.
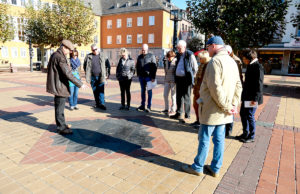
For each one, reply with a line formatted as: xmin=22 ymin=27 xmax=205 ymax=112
xmin=288 ymin=52 xmax=300 ymax=74
xmin=258 ymin=52 xmax=283 ymax=74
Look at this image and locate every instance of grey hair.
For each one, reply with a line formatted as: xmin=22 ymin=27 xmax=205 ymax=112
xmin=177 ymin=40 xmax=187 ymax=48
xmin=120 ymin=48 xmax=128 ymax=55
xmin=142 ymin=44 xmax=148 ymax=50
xmin=91 ymin=44 xmax=97 ymax=49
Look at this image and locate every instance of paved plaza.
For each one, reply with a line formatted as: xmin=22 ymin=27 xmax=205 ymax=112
xmin=0 ymin=68 xmax=299 ymax=193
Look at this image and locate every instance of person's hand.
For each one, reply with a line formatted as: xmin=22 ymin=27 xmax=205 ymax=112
xmin=230 ymin=105 xmax=238 ymax=115
xmin=151 ymin=79 xmax=155 ymax=82
xmin=81 ymin=84 xmax=89 ymax=90
xmin=250 ymin=101 xmax=257 ymax=106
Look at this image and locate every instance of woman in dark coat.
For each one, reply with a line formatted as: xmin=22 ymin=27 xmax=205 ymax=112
xmin=116 ymin=48 xmax=135 ymax=110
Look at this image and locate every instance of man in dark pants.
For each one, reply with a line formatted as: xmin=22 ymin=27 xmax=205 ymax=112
xmin=136 ymin=44 xmax=157 ymax=113
xmin=170 ymin=40 xmax=198 ymax=122
xmin=84 ymin=44 xmax=111 ymax=110
xmin=236 ymin=50 xmax=264 ymax=143
xmin=46 ymin=40 xmax=88 ymax=135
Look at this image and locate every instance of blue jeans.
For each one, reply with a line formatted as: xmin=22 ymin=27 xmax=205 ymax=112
xmin=68 ymin=86 xmax=79 ymax=107
xmin=91 ymin=76 xmax=105 ymax=106
xmin=240 ymin=101 xmax=257 ymax=139
xmin=192 ymin=124 xmax=225 ymax=173
xmin=139 ymin=77 xmax=152 ymax=109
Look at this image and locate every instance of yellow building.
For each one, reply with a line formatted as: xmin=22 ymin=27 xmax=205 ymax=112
xmin=0 ymin=0 xmax=101 ymax=70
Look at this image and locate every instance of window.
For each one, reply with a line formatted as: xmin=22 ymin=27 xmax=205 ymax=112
xmin=149 ymin=16 xmax=155 ymax=26
xmin=21 ymin=0 xmax=25 ymax=6
xmin=94 ymin=35 xmax=98 ymax=44
xmin=1 ymin=47 xmax=8 ymax=58
xmin=137 ymin=17 xmax=143 ymax=26
xmin=81 ymin=51 xmax=85 ymax=58
xmin=127 ymin=18 xmax=132 ymax=27
xmin=17 ymin=18 xmax=26 ymax=41
xmin=11 ymin=0 xmax=17 ymax=5
xmin=116 ymin=35 xmax=121 ymax=44
xmin=11 ymin=48 xmax=18 ymax=58
xmin=127 ymin=35 xmax=132 ymax=44
xmin=148 ymin=33 xmax=154 ymax=43
xmin=117 ymin=19 xmax=122 ymax=28
xmin=137 ymin=34 xmax=143 ymax=44
xmin=20 ymin=48 xmax=26 ymax=57
xmin=107 ymin=20 xmax=112 ymax=29
xmin=107 ymin=36 xmax=112 ymax=44
xmin=297 ymin=25 xmax=300 ymax=37
xmin=182 ymin=24 xmax=184 ymax=31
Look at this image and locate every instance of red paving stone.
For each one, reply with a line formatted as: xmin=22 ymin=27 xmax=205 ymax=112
xmin=20 ymin=116 xmax=174 ymax=164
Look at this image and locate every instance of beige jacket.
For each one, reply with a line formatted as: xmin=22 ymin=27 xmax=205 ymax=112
xmin=199 ymin=49 xmax=242 ymax=125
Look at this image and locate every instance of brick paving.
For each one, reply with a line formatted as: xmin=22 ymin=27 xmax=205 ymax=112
xmin=0 ymin=68 xmax=299 ymax=193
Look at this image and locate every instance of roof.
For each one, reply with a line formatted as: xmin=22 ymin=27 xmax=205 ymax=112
xmin=101 ymin=0 xmax=178 ymax=15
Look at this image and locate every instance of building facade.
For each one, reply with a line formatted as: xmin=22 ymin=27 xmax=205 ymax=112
xmin=257 ymin=0 xmax=300 ymax=75
xmin=100 ymin=0 xmax=195 ymax=66
xmin=0 ymin=0 xmax=101 ymax=70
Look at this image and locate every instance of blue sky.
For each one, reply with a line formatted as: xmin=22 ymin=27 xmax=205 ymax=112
xmin=171 ymin=0 xmax=187 ymax=9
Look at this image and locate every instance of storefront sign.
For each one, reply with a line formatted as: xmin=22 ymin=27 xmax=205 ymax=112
xmin=284 ymin=38 xmax=300 ymax=48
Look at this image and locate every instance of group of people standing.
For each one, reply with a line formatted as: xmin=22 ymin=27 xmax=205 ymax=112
xmin=46 ymin=36 xmax=264 ymax=178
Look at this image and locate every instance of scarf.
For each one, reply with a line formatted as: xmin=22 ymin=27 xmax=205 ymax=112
xmin=70 ymin=58 xmax=81 ymax=70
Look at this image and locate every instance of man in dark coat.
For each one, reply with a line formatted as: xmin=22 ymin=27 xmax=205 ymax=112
xmin=170 ymin=40 xmax=198 ymax=122
xmin=136 ymin=44 xmax=157 ymax=113
xmin=46 ymin=40 xmax=88 ymax=135
xmin=236 ymin=50 xmax=264 ymax=143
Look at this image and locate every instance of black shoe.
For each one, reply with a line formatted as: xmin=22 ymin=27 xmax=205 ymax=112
xmin=170 ymin=113 xmax=180 ymax=119
xmin=93 ymin=104 xmax=100 ymax=108
xmin=58 ymin=128 xmax=73 ymax=135
xmin=161 ymin=109 xmax=168 ymax=114
xmin=119 ymin=105 xmax=125 ymax=110
xmin=136 ymin=105 xmax=145 ymax=111
xmin=235 ymin=134 xmax=246 ymax=140
xmin=145 ymin=108 xmax=151 ymax=113
xmin=190 ymin=121 xmax=200 ymax=126
xmin=99 ymin=104 xmax=107 ymax=110
xmin=242 ymin=138 xmax=255 ymax=143
xmin=185 ymin=115 xmax=190 ymax=119
xmin=125 ymin=105 xmax=130 ymax=110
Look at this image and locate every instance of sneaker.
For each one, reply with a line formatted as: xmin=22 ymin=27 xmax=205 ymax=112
xmin=136 ymin=105 xmax=145 ymax=111
xmin=181 ymin=165 xmax=203 ymax=176
xmin=119 ymin=105 xmax=125 ymax=110
xmin=170 ymin=113 xmax=181 ymax=119
xmin=74 ymin=106 xmax=79 ymax=110
xmin=205 ymin=165 xmax=219 ymax=178
xmin=99 ymin=104 xmax=107 ymax=110
xmin=161 ymin=109 xmax=168 ymax=114
xmin=145 ymin=108 xmax=151 ymax=113
xmin=70 ymin=106 xmax=74 ymax=110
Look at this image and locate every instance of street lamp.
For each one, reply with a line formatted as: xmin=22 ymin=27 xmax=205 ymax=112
xmin=29 ymin=37 xmax=33 ymax=72
xmin=170 ymin=9 xmax=183 ymax=51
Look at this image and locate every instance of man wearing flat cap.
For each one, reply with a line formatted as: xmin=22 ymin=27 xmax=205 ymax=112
xmin=182 ymin=36 xmax=242 ymax=177
xmin=47 ymin=39 xmax=88 ymax=135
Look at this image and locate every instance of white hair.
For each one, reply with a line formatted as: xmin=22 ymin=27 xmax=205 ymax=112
xmin=142 ymin=44 xmax=148 ymax=50
xmin=177 ymin=40 xmax=187 ymax=48
xmin=225 ymin=45 xmax=233 ymax=54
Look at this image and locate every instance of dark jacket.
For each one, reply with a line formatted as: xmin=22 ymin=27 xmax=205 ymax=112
xmin=175 ymin=50 xmax=196 ymax=85
xmin=84 ymin=52 xmax=111 ymax=84
xmin=46 ymin=48 xmax=83 ymax=97
xmin=116 ymin=57 xmax=135 ymax=81
xmin=136 ymin=53 xmax=157 ymax=79
xmin=241 ymin=60 xmax=264 ymax=105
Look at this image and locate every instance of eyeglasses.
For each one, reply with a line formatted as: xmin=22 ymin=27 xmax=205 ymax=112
xmin=206 ymin=44 xmax=212 ymax=49
xmin=92 ymin=49 xmax=97 ymax=51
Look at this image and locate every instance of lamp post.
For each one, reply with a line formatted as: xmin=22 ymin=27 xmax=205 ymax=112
xmin=29 ymin=37 xmax=33 ymax=72
xmin=170 ymin=9 xmax=183 ymax=51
